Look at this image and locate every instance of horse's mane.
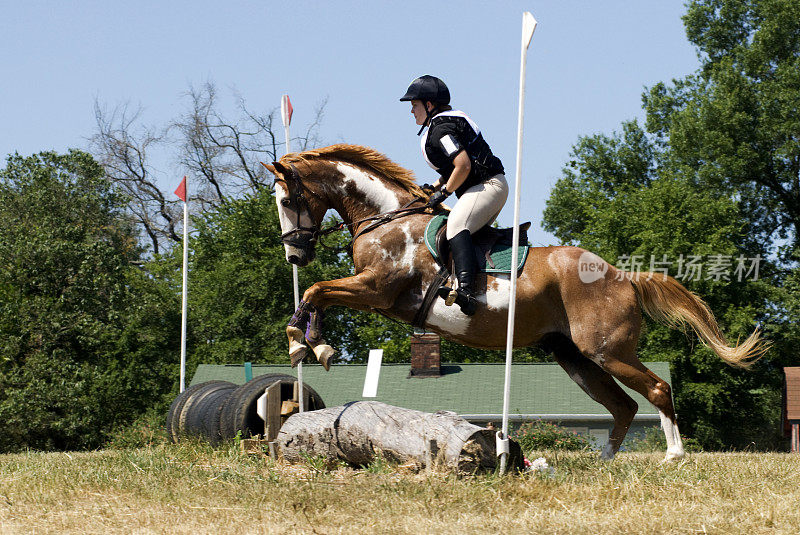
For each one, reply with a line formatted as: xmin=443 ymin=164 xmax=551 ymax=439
xmin=280 ymin=144 xmax=425 ymax=197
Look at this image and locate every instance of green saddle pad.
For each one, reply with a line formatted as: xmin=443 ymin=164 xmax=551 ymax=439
xmin=423 ymin=214 xmax=529 ymax=274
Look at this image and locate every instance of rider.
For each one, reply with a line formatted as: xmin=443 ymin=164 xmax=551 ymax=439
xmin=400 ymin=75 xmax=508 ymax=316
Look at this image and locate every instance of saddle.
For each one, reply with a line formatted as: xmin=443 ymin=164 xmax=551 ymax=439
xmin=412 ymin=215 xmax=530 ymax=329
xmin=424 ymin=214 xmax=530 ymax=273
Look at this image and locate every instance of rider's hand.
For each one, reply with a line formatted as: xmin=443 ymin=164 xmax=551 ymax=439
xmin=421 ymin=183 xmax=436 ymax=195
xmin=426 ymin=188 xmax=450 ymax=208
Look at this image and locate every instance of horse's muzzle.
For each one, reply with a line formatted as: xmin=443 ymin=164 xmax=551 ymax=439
xmin=282 ymin=228 xmax=317 ymax=266
xmin=287 ymin=246 xmax=316 ymax=267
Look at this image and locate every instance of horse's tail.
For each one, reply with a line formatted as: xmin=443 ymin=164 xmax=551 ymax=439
xmin=626 ymin=272 xmax=769 ymax=368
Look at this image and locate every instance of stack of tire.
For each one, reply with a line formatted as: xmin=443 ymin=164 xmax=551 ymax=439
xmin=166 ymin=374 xmax=325 ymax=444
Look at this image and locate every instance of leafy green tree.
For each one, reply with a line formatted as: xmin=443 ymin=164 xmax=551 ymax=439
xmin=542 ymin=0 xmax=800 ymax=449
xmin=646 ymin=0 xmax=800 ymax=253
xmin=0 ymin=151 xmax=177 ymax=452
xmin=181 ymin=190 xmax=398 ymax=371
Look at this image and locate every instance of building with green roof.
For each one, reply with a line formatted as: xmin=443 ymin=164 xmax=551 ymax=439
xmin=191 ymin=360 xmax=669 ymax=448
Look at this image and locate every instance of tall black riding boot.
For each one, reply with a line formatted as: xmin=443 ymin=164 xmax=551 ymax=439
xmin=445 ymin=229 xmax=478 ymax=316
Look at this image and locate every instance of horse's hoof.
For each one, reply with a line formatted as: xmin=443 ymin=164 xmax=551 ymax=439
xmin=312 ymin=344 xmax=335 ymax=371
xmin=289 ymin=344 xmax=308 ymax=367
xmin=287 ymin=325 xmax=305 ymax=343
xmin=599 ymin=443 xmax=616 ymax=461
xmin=319 ymin=355 xmax=332 ymax=371
xmin=661 ymin=449 xmax=685 ymax=463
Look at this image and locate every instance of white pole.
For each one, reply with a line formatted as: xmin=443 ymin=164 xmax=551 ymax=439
xmin=282 ymin=94 xmax=304 ymax=413
xmin=499 ymin=11 xmax=537 ymax=475
xmin=179 ymin=190 xmax=189 ymax=393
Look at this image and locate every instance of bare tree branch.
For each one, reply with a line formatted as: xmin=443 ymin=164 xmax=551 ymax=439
xmin=90 ymin=101 xmax=179 ymax=255
xmin=91 ymin=81 xmax=328 ymax=255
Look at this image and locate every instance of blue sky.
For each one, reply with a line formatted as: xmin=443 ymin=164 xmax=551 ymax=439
xmin=1 ymin=1 xmax=699 ymax=246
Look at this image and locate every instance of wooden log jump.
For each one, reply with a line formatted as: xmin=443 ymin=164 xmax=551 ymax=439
xmin=276 ymin=401 xmax=524 ymax=474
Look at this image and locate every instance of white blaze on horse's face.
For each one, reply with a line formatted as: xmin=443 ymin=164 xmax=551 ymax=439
xmin=274 ymin=182 xmax=316 ymax=265
xmin=335 ymin=162 xmax=401 ymax=213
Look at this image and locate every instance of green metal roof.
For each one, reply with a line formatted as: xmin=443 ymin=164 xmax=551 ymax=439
xmin=191 ymin=362 xmax=670 ymax=421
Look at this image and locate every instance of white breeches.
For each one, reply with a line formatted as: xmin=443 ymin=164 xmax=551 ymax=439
xmin=445 ymin=174 xmax=509 ymax=240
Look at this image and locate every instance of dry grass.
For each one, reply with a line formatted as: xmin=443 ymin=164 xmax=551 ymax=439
xmin=1 ymin=443 xmax=799 ymax=534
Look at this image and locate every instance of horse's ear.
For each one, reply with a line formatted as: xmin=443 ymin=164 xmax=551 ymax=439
xmin=271 ymin=161 xmax=290 ymax=176
xmin=260 ymin=161 xmax=280 ymax=176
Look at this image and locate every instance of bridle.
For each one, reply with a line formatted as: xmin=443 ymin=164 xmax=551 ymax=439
xmin=270 ymin=161 xmax=430 ymax=255
xmin=273 ymin=163 xmax=319 ymax=251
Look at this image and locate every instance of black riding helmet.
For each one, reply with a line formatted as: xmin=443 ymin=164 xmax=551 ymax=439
xmin=399 ymin=75 xmax=450 ymax=104
xmin=400 ymin=75 xmax=451 ymax=135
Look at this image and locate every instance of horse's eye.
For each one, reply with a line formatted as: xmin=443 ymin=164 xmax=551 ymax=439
xmin=281 ymin=199 xmax=291 ymax=207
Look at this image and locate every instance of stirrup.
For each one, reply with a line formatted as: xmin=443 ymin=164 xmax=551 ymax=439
xmin=439 ymin=287 xmax=477 ymax=316
xmin=445 ymin=289 xmax=458 ymax=306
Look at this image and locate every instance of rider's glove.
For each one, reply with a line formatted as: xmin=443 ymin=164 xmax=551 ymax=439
xmin=421 ymin=183 xmax=436 ymax=195
xmin=426 ymin=188 xmax=450 ymax=208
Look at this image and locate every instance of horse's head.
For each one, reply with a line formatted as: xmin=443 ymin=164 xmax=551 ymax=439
xmin=264 ymin=145 xmax=427 ymax=266
xmin=264 ymin=160 xmax=327 ymax=267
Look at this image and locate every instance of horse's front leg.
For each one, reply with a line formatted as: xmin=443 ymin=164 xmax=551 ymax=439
xmin=298 ymin=269 xmax=401 ymax=370
xmin=304 ymin=305 xmax=335 ymax=371
xmin=286 ymin=301 xmax=313 ymax=367
xmin=285 ymin=300 xmax=336 ymax=370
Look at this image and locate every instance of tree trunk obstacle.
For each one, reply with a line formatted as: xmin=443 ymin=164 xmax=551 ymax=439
xmin=276 ymin=401 xmax=524 ymax=473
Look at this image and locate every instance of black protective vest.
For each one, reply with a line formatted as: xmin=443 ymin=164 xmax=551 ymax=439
xmin=421 ymin=110 xmax=504 ymax=197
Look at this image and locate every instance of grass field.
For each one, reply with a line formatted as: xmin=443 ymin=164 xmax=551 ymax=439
xmin=1 ymin=443 xmax=799 ymax=534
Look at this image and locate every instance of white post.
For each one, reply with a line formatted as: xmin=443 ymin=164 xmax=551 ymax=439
xmin=499 ymin=11 xmax=537 ymax=475
xmin=179 ymin=188 xmax=189 ymax=393
xmin=282 ymin=94 xmax=304 ymax=413
xmin=362 ymin=349 xmax=383 ymax=398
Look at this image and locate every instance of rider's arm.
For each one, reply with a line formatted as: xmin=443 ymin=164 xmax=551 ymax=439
xmin=443 ymin=150 xmax=471 ymax=194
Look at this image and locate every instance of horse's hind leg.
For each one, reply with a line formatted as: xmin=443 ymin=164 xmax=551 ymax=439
xmin=566 ymin=277 xmax=684 ymax=462
xmin=599 ymin=359 xmax=685 ymax=462
xmin=549 ymin=336 xmax=638 ymax=460
xmin=571 ymin=332 xmax=684 ymax=461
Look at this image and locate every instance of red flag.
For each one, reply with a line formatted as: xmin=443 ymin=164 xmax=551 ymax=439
xmin=174 ymin=176 xmax=187 ymax=202
xmin=281 ymin=95 xmax=293 ymax=127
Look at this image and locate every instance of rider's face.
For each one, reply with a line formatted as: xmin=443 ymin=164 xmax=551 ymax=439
xmin=411 ymin=100 xmax=430 ymax=126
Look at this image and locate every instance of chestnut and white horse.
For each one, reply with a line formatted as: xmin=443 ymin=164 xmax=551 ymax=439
xmin=263 ymin=143 xmax=767 ymax=461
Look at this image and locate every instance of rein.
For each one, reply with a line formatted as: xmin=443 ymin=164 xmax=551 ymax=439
xmin=274 ymin=162 xmax=428 ymax=254
xmin=324 ymin=198 xmax=426 ymax=253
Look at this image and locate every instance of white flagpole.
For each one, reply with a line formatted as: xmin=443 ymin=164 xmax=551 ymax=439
xmin=282 ymin=94 xmax=304 ymax=413
xmin=499 ymin=11 xmax=537 ymax=475
xmin=179 ymin=183 xmax=189 ymax=393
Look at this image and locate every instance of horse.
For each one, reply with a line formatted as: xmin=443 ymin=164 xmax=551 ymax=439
xmin=262 ymin=143 xmax=768 ymax=462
